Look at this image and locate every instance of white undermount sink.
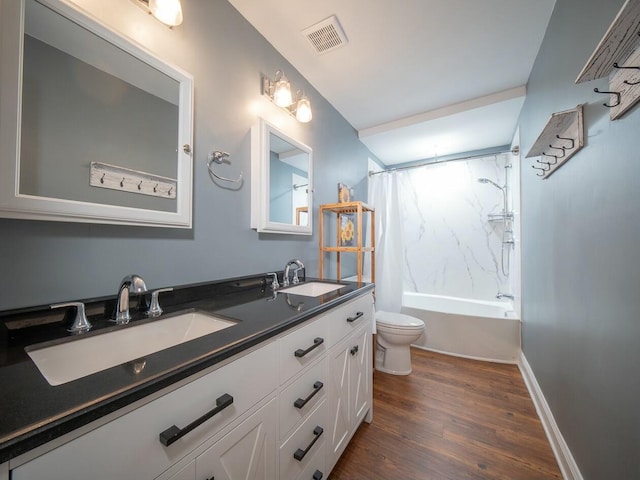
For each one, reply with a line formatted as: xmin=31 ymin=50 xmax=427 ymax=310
xmin=26 ymin=311 xmax=237 ymax=386
xmin=280 ymin=282 xmax=344 ymax=297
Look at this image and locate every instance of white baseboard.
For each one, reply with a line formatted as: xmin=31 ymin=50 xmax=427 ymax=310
xmin=518 ymin=352 xmax=583 ymax=480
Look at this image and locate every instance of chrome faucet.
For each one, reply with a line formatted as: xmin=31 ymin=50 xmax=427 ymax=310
xmin=283 ymin=259 xmax=305 ymax=287
xmin=112 ymin=274 xmax=147 ymax=324
xmin=496 ymin=292 xmax=514 ymax=300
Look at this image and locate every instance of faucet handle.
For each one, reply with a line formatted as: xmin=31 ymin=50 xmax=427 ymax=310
xmin=292 ymin=267 xmax=301 ymax=284
xmin=147 ymin=288 xmax=173 ymax=318
xmin=51 ymin=302 xmax=92 ymax=334
xmin=266 ymin=273 xmax=280 ymax=290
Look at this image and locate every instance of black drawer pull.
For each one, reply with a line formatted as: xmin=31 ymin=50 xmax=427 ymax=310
xmin=350 ymin=345 xmax=359 ymax=356
xmin=294 ymin=426 xmax=324 ymax=461
xmin=313 ymin=470 xmax=323 ymax=480
xmin=294 ymin=381 xmax=324 ymax=409
xmin=159 ymin=393 xmax=234 ymax=447
xmin=294 ymin=337 xmax=324 ymax=358
xmin=347 ymin=311 xmax=364 ymax=323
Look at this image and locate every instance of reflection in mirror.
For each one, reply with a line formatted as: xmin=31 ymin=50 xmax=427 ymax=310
xmin=0 ymin=0 xmax=194 ymax=227
xmin=251 ymin=119 xmax=312 ymax=235
xmin=269 ymin=133 xmax=309 ymax=226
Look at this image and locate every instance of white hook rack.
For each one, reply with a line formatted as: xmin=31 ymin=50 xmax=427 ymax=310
xmin=89 ymin=162 xmax=177 ymax=198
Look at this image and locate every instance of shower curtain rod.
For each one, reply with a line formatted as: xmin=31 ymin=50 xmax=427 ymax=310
xmin=368 ymin=147 xmax=518 ymax=177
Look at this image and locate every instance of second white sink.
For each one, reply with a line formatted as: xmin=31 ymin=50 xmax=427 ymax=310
xmin=280 ymin=282 xmax=344 ymax=297
xmin=26 ymin=311 xmax=237 ymax=386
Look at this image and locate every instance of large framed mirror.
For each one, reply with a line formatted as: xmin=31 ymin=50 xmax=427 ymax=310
xmin=251 ymin=119 xmax=313 ymax=235
xmin=0 ymin=0 xmax=194 ymax=228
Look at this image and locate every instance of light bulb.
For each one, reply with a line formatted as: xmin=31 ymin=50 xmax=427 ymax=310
xmin=295 ymin=97 xmax=312 ymax=123
xmin=273 ymin=74 xmax=293 ymax=107
xmin=149 ymin=0 xmax=183 ymax=26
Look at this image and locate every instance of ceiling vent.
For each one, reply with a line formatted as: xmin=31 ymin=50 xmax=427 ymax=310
xmin=302 ymin=15 xmax=348 ymax=55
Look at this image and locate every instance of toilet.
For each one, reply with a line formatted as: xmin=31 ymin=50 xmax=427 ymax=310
xmin=375 ymin=311 xmax=425 ymax=375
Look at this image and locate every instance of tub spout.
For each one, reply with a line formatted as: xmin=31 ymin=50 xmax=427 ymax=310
xmin=496 ymin=292 xmax=514 ymax=300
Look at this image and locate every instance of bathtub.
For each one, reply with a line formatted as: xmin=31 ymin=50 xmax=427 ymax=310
xmin=400 ymin=293 xmax=521 ymax=363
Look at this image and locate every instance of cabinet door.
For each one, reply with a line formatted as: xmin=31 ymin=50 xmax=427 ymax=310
xmin=326 ymin=336 xmax=351 ymax=471
xmin=195 ymin=398 xmax=277 ymax=480
xmin=349 ymin=327 xmax=371 ymax=425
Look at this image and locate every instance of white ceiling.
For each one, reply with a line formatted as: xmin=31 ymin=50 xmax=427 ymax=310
xmin=228 ymin=0 xmax=556 ymax=166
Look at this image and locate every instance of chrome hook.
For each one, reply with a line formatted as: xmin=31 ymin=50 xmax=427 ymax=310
xmin=120 ymin=177 xmax=125 ymax=187
xmin=100 ymin=173 xmax=105 ymax=184
xmin=542 ymin=153 xmax=558 ymax=165
xmin=138 ymin=180 xmax=143 ymax=191
xmin=555 ymin=134 xmax=575 ymax=149
xmin=594 ymin=87 xmax=621 ymax=107
xmin=623 ymin=78 xmax=640 ymax=86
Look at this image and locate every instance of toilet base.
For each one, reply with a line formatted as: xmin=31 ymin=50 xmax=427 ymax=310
xmin=375 ymin=343 xmax=413 ymax=375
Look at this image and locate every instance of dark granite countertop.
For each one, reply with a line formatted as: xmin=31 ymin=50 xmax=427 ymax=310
xmin=0 ymin=274 xmax=373 ymax=463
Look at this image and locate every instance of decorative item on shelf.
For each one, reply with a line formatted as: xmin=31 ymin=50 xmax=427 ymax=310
xmin=262 ymin=71 xmax=313 ymax=123
xmin=206 ymin=151 xmax=243 ymax=185
xmin=338 ymin=183 xmax=352 ymax=203
xmin=576 ymin=0 xmax=640 ymax=120
xmin=89 ymin=162 xmax=177 ymax=198
xmin=340 ymin=215 xmax=355 ymax=246
xmin=131 ymin=0 xmax=184 ymax=27
xmin=526 ymin=104 xmax=584 ymax=179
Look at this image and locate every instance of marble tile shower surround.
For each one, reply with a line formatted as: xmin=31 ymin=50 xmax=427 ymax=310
xmin=398 ymin=154 xmax=513 ymax=301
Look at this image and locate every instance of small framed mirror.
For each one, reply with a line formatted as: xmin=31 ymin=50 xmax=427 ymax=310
xmin=0 ymin=0 xmax=194 ymax=228
xmin=251 ymin=119 xmax=313 ymax=235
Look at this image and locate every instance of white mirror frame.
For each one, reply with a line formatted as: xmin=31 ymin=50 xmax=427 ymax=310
xmin=0 ymin=0 xmax=194 ymax=228
xmin=251 ymin=118 xmax=313 ymax=235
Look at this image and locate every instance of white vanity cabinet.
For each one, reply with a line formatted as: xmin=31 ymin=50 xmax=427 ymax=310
xmin=11 ymin=341 xmax=279 ymax=480
xmin=9 ymin=291 xmax=374 ymax=480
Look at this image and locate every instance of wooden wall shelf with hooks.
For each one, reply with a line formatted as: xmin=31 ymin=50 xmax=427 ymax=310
xmin=318 ymin=201 xmax=375 ymax=283
xmin=526 ymin=105 xmax=584 ymax=179
xmin=577 ymin=0 xmax=640 ymax=120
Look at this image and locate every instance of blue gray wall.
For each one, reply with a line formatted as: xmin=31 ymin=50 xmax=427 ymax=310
xmin=0 ymin=0 xmax=373 ymax=309
xmin=518 ymin=0 xmax=640 ymax=477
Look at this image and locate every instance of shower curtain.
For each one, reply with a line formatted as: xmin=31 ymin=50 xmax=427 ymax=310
xmin=364 ymin=171 xmax=403 ymax=312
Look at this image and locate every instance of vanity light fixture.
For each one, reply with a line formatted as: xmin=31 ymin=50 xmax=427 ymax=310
xmin=295 ymin=93 xmax=313 ymax=123
xmin=262 ymin=72 xmax=313 ymax=123
xmin=133 ymin=0 xmax=183 ymax=27
xmin=273 ymin=71 xmax=293 ymax=107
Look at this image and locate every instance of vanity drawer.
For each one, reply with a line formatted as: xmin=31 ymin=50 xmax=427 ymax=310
xmin=327 ymin=293 xmax=374 ymax=347
xmin=279 ymin=357 xmax=328 ymax=440
xmin=12 ymin=341 xmax=278 ymax=480
xmin=280 ymin=317 xmax=329 ymax=384
xmin=279 ymin=400 xmax=327 ymax=480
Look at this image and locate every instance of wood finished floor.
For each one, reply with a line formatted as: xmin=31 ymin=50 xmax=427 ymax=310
xmin=330 ymin=348 xmax=562 ymax=480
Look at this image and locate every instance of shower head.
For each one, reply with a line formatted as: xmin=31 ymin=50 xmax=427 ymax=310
xmin=477 ymin=178 xmax=504 ymax=191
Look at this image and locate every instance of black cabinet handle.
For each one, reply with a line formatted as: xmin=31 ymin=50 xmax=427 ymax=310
xmin=294 ymin=426 xmax=324 ymax=461
xmin=350 ymin=345 xmax=359 ymax=356
xmin=294 ymin=337 xmax=324 ymax=358
xmin=159 ymin=393 xmax=233 ymax=447
xmin=294 ymin=381 xmax=324 ymax=409
xmin=312 ymin=470 xmax=323 ymax=480
xmin=347 ymin=311 xmax=364 ymax=323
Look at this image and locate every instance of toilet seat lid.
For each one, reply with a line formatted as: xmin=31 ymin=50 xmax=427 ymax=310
xmin=375 ymin=311 xmax=424 ymax=329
